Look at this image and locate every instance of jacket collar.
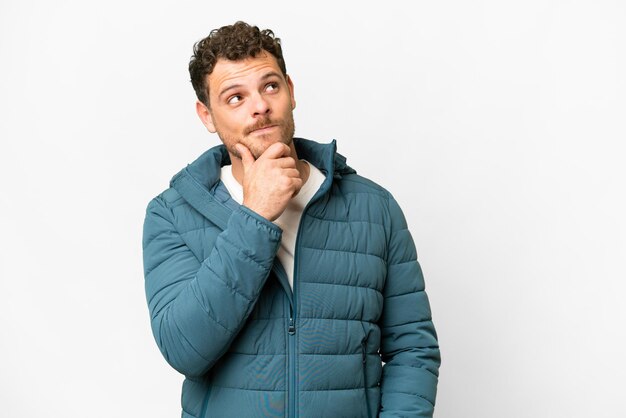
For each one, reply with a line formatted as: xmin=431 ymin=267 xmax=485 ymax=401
xmin=169 ymin=138 xmax=355 ymax=228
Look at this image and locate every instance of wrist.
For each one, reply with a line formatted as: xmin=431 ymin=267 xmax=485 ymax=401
xmin=242 ymin=201 xmax=276 ymax=222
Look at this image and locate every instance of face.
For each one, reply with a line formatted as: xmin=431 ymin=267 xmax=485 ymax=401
xmin=196 ymin=51 xmax=296 ymax=159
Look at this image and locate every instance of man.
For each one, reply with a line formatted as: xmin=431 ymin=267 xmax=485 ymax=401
xmin=142 ymin=21 xmax=440 ymax=418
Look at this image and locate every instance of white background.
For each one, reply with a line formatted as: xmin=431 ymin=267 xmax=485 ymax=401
xmin=1 ymin=1 xmax=625 ymax=417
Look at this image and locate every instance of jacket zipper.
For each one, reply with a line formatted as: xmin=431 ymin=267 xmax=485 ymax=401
xmin=288 ymin=305 xmax=296 ymax=418
xmin=289 ymin=228 xmax=302 ymax=418
xmin=288 ymin=196 xmax=312 ymax=418
xmin=288 ymin=166 xmax=333 ymax=418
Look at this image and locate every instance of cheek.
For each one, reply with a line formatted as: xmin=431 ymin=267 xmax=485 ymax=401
xmin=215 ymin=113 xmax=240 ymax=133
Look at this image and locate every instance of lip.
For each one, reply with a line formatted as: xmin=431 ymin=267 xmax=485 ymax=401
xmin=250 ymin=125 xmax=278 ymax=134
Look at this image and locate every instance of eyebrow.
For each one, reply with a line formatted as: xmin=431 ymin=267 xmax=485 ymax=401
xmin=217 ymin=71 xmax=284 ymax=99
xmin=260 ymin=71 xmax=283 ymax=81
xmin=218 ymin=83 xmax=243 ymax=100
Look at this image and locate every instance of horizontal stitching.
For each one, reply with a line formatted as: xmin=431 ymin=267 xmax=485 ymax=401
xmin=334 ymin=179 xmax=387 ymax=194
xmin=299 ymin=353 xmax=380 ymax=356
xmin=240 ymin=317 xmax=284 ymax=321
xmin=300 ymin=246 xmax=385 ymax=261
xmin=301 ymin=353 xmax=362 ymax=357
xmin=144 ymin=250 xmax=180 ymax=278
xmin=381 ymin=318 xmax=432 ymax=328
xmin=388 ymin=259 xmax=417 ymax=268
xmin=209 ymin=385 xmax=285 ymax=392
xmin=187 ymin=283 xmax=235 ymax=334
xmin=382 ymin=347 xmax=439 ymax=360
xmin=205 ymin=263 xmax=253 ymax=304
xmin=219 ymin=234 xmax=268 ymax=270
xmin=385 ymin=359 xmax=438 ymax=368
xmin=379 ymin=388 xmax=434 ymax=405
xmin=299 ymin=318 xmax=376 ymax=323
xmin=179 ymin=224 xmax=220 ymax=235
xmin=168 ymin=312 xmax=215 ymax=364
xmin=300 ymin=386 xmax=379 ymax=392
xmin=143 ymin=226 xmax=174 ymax=251
xmin=226 ymin=352 xmax=287 ymax=356
xmin=302 ymin=281 xmax=382 ymax=294
xmin=208 ymin=386 xmax=381 ymax=393
xmin=336 ymin=188 xmax=385 ymax=195
xmin=233 ymin=317 xmax=380 ymax=323
xmin=226 ymin=352 xmax=381 ymax=357
xmin=384 ymin=289 xmax=425 ymax=299
xmin=148 ymin=276 xmax=194 ymax=317
xmin=304 ymin=214 xmax=384 ymax=227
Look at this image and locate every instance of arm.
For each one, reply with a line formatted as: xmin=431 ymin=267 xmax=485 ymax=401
xmin=142 ymin=196 xmax=282 ymax=378
xmin=379 ymin=194 xmax=441 ymax=417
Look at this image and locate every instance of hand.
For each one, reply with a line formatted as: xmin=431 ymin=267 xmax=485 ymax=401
xmin=236 ymin=142 xmax=303 ymax=221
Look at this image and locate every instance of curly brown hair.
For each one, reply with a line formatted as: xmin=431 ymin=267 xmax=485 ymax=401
xmin=189 ymin=21 xmax=287 ymax=107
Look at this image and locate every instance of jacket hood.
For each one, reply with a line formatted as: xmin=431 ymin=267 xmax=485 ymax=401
xmin=168 ymin=138 xmax=355 ymax=228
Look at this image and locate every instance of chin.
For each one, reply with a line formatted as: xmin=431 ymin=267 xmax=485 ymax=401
xmin=249 ymin=136 xmax=293 ymax=158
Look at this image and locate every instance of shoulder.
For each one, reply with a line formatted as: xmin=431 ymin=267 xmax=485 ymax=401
xmin=332 ymin=171 xmax=412 ymax=232
xmin=335 ymin=172 xmax=391 ymax=202
xmin=145 ymin=187 xmax=185 ymax=212
xmin=338 ymin=173 xmax=389 ymax=196
xmin=143 ymin=187 xmax=195 ymax=234
xmin=318 ymin=172 xmax=396 ymax=231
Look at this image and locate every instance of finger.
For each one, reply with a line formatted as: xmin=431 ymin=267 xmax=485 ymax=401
xmin=281 ymin=168 xmax=300 ymax=178
xmin=291 ymin=178 xmax=304 ymax=197
xmin=260 ymin=142 xmax=291 ymax=160
xmin=276 ymin=157 xmax=297 ymax=169
xmin=236 ymin=143 xmax=255 ymax=171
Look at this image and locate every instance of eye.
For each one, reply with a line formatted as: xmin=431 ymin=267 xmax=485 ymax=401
xmin=265 ymin=82 xmax=279 ymax=92
xmin=227 ymin=94 xmax=242 ymax=105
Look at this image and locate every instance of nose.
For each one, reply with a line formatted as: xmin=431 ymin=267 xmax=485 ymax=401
xmin=250 ymin=92 xmax=270 ymax=117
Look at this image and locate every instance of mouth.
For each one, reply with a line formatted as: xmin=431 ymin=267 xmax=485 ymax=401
xmin=250 ymin=124 xmax=278 ymax=135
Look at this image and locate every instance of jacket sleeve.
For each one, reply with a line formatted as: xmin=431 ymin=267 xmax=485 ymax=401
xmin=379 ymin=194 xmax=441 ymax=417
xmin=142 ymin=195 xmax=282 ymax=378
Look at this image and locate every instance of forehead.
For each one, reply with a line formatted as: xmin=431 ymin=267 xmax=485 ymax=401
xmin=207 ymin=51 xmax=283 ymax=94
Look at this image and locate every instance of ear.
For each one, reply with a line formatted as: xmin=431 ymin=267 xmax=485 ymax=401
xmin=286 ymin=75 xmax=296 ymax=110
xmin=196 ymin=100 xmax=216 ymax=133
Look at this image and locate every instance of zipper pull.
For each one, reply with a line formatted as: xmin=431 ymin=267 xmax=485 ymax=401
xmin=288 ymin=317 xmax=296 ymax=335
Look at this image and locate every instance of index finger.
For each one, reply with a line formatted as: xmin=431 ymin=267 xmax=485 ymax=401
xmin=258 ymin=142 xmax=291 ymax=160
xmin=235 ymin=143 xmax=256 ymax=171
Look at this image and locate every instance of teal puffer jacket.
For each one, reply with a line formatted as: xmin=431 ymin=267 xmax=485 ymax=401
xmin=142 ymin=138 xmax=440 ymax=418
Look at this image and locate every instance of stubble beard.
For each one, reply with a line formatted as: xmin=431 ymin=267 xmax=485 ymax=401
xmin=220 ymin=114 xmax=296 ymax=160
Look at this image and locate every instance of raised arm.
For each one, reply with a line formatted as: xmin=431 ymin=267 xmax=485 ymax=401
xmin=142 ymin=196 xmax=281 ymax=377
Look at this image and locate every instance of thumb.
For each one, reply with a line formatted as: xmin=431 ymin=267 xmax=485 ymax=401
xmin=235 ymin=143 xmax=255 ymax=171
